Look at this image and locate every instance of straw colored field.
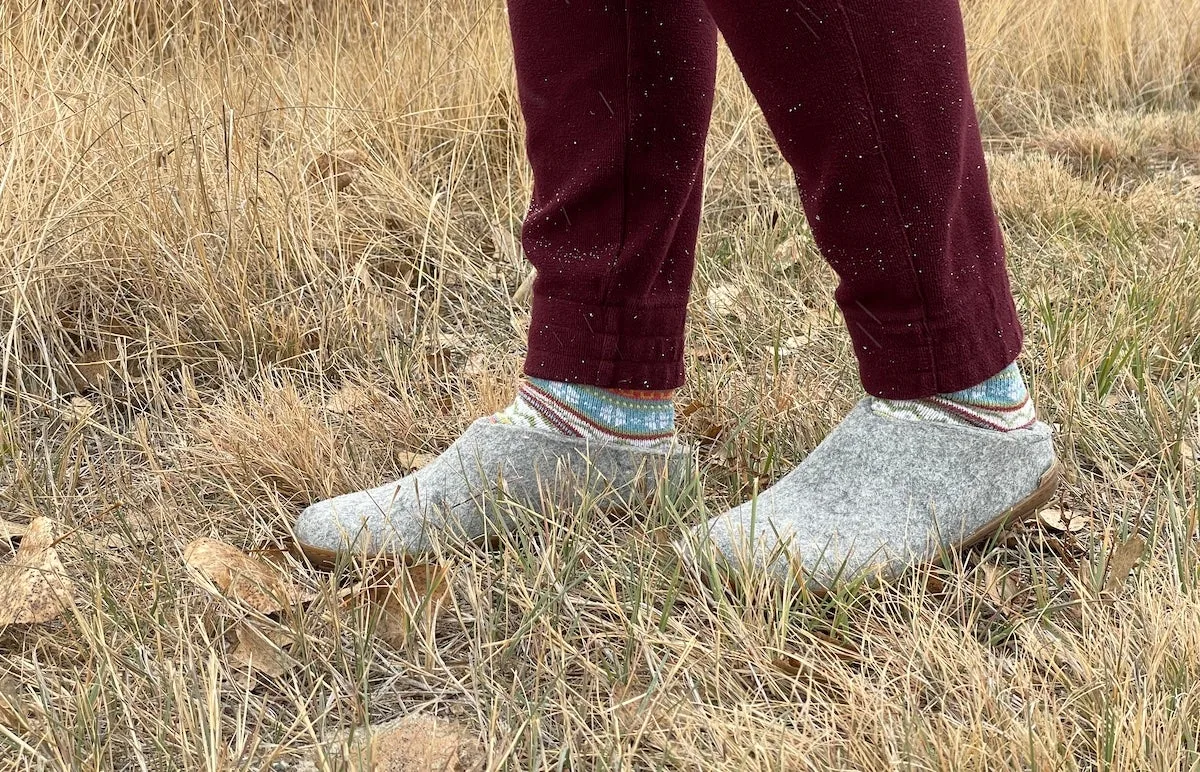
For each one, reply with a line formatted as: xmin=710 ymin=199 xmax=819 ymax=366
xmin=1 ymin=0 xmax=1199 ymax=768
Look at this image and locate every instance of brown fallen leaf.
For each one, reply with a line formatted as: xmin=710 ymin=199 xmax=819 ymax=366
xmin=1067 ymin=513 xmax=1092 ymax=534
xmin=1103 ymin=535 xmax=1146 ymax=593
xmin=464 ymin=352 xmax=491 ymax=382
xmin=308 ymin=150 xmax=365 ymax=191
xmin=1057 ymin=357 xmax=1079 ymax=382
xmin=297 ymin=714 xmax=484 ymax=772
xmin=395 ymin=451 xmax=434 ymax=472
xmin=978 ymin=562 xmax=1028 ymax=613
xmin=64 ymin=396 xmax=95 ymax=424
xmin=512 ymin=269 xmax=536 ymax=305
xmin=326 ymin=384 xmax=375 ymax=414
xmin=772 ymin=234 xmax=806 ymax=272
xmin=229 ymin=621 xmax=300 ymax=677
xmin=490 ymin=226 xmax=523 ymax=264
xmin=1038 ymin=507 xmax=1066 ymax=530
xmin=771 ymin=652 xmax=805 ymax=677
xmin=372 ymin=714 xmax=482 ymax=770
xmin=1176 ymin=439 xmax=1196 ymax=472
xmin=695 ymin=412 xmax=727 ymax=442
xmin=0 ymin=518 xmax=76 ymax=627
xmin=706 ymin=283 xmax=749 ymax=320
xmin=433 ymin=331 xmax=473 ymax=353
xmin=71 ymin=342 xmax=119 ymax=392
xmin=689 ymin=343 xmax=719 ymax=363
xmin=0 ymin=677 xmax=42 ymax=736
xmin=348 ymin=564 xmax=451 ymax=648
xmin=376 ymin=564 xmax=450 ymax=648
xmin=183 ymin=538 xmax=310 ymax=613
xmin=352 ymin=259 xmax=376 ymax=289
xmin=0 ymin=677 xmax=25 ymax=731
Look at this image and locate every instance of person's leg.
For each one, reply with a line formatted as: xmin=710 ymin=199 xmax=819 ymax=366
xmin=489 ymin=0 xmax=717 ymax=455
xmin=706 ymin=0 xmax=1018 ymax=399
xmin=293 ymin=0 xmax=716 ymax=562
xmin=514 ymin=0 xmax=717 ymax=390
xmin=687 ymin=0 xmax=1058 ymax=588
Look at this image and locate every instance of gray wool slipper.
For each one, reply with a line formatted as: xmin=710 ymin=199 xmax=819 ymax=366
xmin=682 ymin=397 xmax=1060 ymax=591
xmin=293 ymin=419 xmax=695 ymax=565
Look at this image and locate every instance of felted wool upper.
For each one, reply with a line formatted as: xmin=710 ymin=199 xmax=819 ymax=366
xmin=293 ymin=419 xmax=695 ymax=557
xmin=686 ymin=397 xmax=1056 ymax=589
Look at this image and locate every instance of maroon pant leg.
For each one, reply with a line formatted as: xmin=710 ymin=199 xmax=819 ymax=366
xmin=702 ymin=0 xmax=1021 ymax=398
xmin=510 ymin=0 xmax=1021 ymax=398
xmin=508 ymin=0 xmax=718 ymax=390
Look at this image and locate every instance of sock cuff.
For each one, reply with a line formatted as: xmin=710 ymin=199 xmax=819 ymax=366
xmin=874 ymin=361 xmax=1036 ymax=432
xmin=494 ymin=378 xmax=677 ymax=449
xmin=528 ymin=378 xmax=675 ymax=408
xmin=940 ymin=361 xmax=1027 ymax=407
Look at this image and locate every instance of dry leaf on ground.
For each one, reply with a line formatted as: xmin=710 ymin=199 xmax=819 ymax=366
xmin=464 ymin=352 xmax=490 ymax=381
xmin=490 ymin=226 xmax=523 ymax=264
xmin=772 ymin=234 xmax=806 ymax=272
xmin=229 ymin=621 xmax=300 ymax=677
xmin=352 ymin=259 xmax=376 ymax=289
xmin=183 ymin=537 xmax=311 ymax=613
xmin=346 ymin=564 xmax=451 ymax=648
xmin=706 ymin=283 xmax=749 ymax=320
xmin=1175 ymin=439 xmax=1196 ymax=471
xmin=978 ymin=562 xmax=1027 ymax=612
xmin=64 ymin=396 xmax=95 ymax=424
xmin=1038 ymin=506 xmax=1090 ymax=533
xmin=1038 ymin=507 xmax=1067 ymax=530
xmin=0 ymin=518 xmax=76 ymax=627
xmin=0 ymin=677 xmax=40 ymax=734
xmin=395 ymin=452 xmax=434 ymax=472
xmin=1103 ymin=535 xmax=1146 ymax=592
xmin=326 ymin=384 xmax=375 ymax=414
xmin=512 ymin=269 xmax=536 ymax=305
xmin=0 ymin=678 xmax=23 ymax=730
xmin=298 ymin=714 xmax=483 ymax=772
xmin=308 ymin=150 xmax=364 ymax=191
xmin=374 ymin=564 xmax=450 ymax=648
xmin=71 ymin=342 xmax=118 ymax=391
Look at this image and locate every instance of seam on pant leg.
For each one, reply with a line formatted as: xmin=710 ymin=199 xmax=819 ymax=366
xmin=833 ymin=2 xmax=939 ymax=382
xmin=590 ymin=0 xmax=635 ymax=381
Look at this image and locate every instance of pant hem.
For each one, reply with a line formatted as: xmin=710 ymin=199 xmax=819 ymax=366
xmin=523 ymin=294 xmax=688 ymax=389
xmin=848 ymin=287 xmax=1024 ymax=399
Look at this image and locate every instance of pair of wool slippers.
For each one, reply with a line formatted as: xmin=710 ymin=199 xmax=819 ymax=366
xmin=293 ymin=397 xmax=1059 ymax=591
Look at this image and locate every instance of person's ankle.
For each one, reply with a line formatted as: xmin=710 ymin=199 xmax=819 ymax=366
xmin=491 ymin=377 xmax=677 ymax=450
xmin=871 ymin=361 xmax=1037 ymax=432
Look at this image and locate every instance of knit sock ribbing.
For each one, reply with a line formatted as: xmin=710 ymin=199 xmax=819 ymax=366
xmin=872 ymin=361 xmax=1037 ymax=432
xmin=490 ymin=378 xmax=677 ymax=450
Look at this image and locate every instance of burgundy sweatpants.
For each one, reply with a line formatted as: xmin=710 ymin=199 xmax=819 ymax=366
xmin=509 ymin=0 xmax=1022 ymax=399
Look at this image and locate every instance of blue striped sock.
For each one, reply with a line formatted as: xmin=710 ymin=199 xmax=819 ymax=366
xmin=872 ymin=362 xmax=1038 ymax=432
xmin=490 ymin=378 xmax=677 ymax=450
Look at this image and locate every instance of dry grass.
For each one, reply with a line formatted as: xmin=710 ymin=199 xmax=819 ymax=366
xmin=1 ymin=0 xmax=1199 ymax=768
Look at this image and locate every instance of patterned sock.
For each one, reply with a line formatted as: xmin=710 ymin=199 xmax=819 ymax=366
xmin=871 ymin=361 xmax=1037 ymax=432
xmin=490 ymin=377 xmax=677 ymax=451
